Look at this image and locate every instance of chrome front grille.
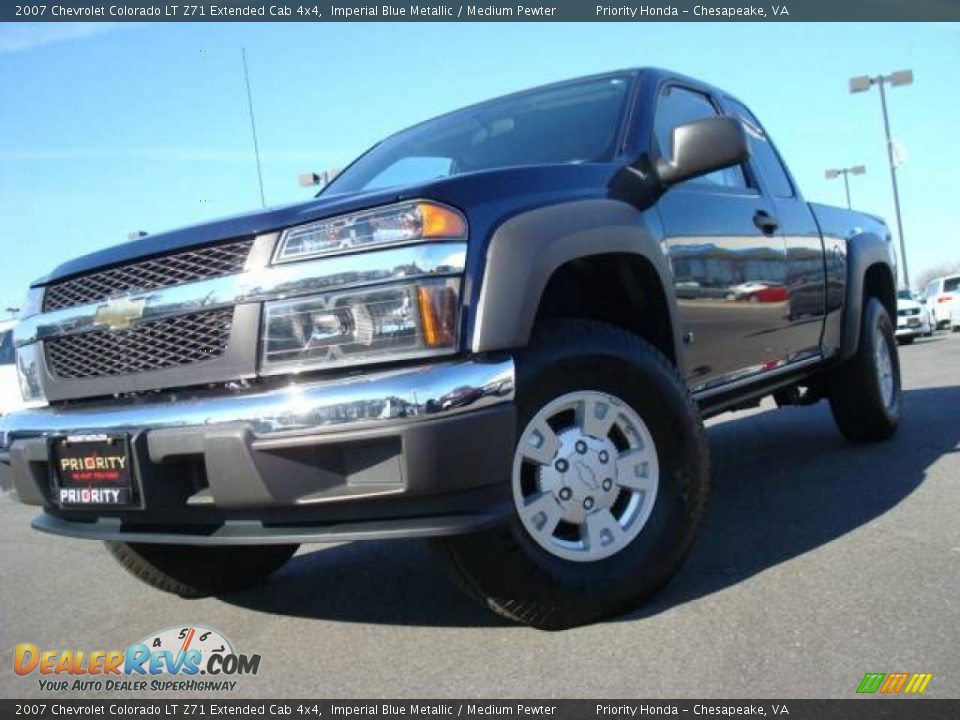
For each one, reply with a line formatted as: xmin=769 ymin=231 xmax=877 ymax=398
xmin=17 ymin=238 xmax=469 ymax=402
xmin=43 ymin=239 xmax=254 ymax=312
xmin=45 ymin=308 xmax=234 ymax=379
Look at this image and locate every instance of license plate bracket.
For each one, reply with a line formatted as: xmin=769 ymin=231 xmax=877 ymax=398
xmin=50 ymin=434 xmax=135 ymax=507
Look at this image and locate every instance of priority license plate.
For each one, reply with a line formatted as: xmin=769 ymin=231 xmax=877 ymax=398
xmin=50 ymin=434 xmax=134 ymax=506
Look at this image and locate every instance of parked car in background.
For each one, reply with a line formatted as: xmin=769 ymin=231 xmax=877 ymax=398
xmin=923 ymin=274 xmax=960 ymax=329
xmin=913 ymin=291 xmax=936 ymax=336
xmin=724 ymin=281 xmax=771 ymax=302
xmin=0 ymin=319 xmax=23 ymax=415
xmin=895 ymin=289 xmax=930 ymax=344
xmin=951 ymin=302 xmax=960 ymax=332
xmin=739 ymin=283 xmax=788 ymax=303
xmin=673 ymin=280 xmax=729 ymax=301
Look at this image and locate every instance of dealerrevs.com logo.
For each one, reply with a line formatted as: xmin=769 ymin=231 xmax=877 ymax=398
xmin=14 ymin=625 xmax=260 ymax=693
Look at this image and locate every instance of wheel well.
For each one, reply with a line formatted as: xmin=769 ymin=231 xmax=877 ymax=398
xmin=863 ymin=262 xmax=896 ymax=320
xmin=533 ymin=253 xmax=676 ymax=365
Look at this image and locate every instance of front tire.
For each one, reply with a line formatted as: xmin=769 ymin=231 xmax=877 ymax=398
xmin=828 ymin=297 xmax=901 ymax=442
xmin=435 ymin=320 xmax=709 ymax=629
xmin=105 ymin=541 xmax=298 ymax=598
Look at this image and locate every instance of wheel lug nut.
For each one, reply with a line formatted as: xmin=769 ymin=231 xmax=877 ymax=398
xmin=575 ymin=440 xmax=588 ymax=454
xmin=598 ymin=450 xmax=609 ymax=463
xmin=559 ymin=487 xmax=572 ymax=501
xmin=555 ymin=458 xmax=569 ymax=472
xmin=583 ymin=496 xmax=594 ymax=510
xmin=602 ymin=478 xmax=613 ymax=491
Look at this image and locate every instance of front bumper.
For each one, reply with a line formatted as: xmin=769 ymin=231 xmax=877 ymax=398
xmin=895 ymin=315 xmax=925 ymax=337
xmin=0 ymin=357 xmax=516 ymax=544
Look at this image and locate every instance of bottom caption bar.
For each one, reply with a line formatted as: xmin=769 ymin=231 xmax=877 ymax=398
xmin=3 ymin=701 xmax=959 ymax=719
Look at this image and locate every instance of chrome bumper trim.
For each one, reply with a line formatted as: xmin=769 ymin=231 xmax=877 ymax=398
xmin=15 ymin=241 xmax=467 ymax=346
xmin=0 ymin=356 xmax=514 ymax=448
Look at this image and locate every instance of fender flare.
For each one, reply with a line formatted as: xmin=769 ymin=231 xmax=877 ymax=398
xmin=469 ymin=199 xmax=683 ymax=364
xmin=840 ymin=232 xmax=897 ymax=361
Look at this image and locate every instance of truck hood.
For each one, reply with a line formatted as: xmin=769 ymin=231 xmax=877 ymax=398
xmin=34 ymin=162 xmax=614 ymax=286
xmin=33 ymin=185 xmax=423 ymax=286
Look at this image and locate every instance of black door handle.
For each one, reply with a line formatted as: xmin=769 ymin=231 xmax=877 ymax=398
xmin=753 ymin=210 xmax=779 ymax=234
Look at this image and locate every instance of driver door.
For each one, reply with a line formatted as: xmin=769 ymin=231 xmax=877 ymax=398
xmin=652 ymin=84 xmax=789 ymax=389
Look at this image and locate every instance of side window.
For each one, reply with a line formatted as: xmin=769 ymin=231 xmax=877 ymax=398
xmin=653 ymin=86 xmax=747 ymax=190
xmin=726 ymin=99 xmax=794 ymax=198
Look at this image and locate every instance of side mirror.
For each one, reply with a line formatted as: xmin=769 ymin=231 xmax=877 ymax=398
xmin=656 ymin=116 xmax=750 ymax=188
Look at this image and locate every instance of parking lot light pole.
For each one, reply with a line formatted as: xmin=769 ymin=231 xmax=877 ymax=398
xmin=849 ymin=70 xmax=913 ymax=289
xmin=825 ymin=165 xmax=866 ymax=209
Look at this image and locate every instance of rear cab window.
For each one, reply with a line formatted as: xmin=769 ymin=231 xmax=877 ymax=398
xmin=724 ymin=98 xmax=795 ymax=199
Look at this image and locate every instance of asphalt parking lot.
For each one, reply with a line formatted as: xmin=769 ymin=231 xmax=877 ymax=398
xmin=2 ymin=332 xmax=958 ymax=700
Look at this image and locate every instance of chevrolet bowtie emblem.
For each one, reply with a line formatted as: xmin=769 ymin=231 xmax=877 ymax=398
xmin=92 ymin=297 xmax=146 ymax=330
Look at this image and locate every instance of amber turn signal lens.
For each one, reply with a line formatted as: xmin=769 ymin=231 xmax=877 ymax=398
xmin=417 ymin=285 xmax=457 ymax=348
xmin=418 ymin=202 xmax=467 ymax=239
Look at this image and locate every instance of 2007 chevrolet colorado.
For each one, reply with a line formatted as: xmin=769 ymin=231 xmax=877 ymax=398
xmin=0 ymin=69 xmax=900 ymax=629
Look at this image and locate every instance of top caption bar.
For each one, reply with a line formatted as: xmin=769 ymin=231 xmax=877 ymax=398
xmin=5 ymin=0 xmax=960 ymax=22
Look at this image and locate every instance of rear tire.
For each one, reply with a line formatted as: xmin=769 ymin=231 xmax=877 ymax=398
xmin=828 ymin=297 xmax=901 ymax=442
xmin=105 ymin=541 xmax=298 ymax=598
xmin=435 ymin=320 xmax=709 ymax=630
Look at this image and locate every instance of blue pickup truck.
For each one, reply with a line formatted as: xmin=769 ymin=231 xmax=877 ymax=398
xmin=0 ymin=68 xmax=900 ymax=629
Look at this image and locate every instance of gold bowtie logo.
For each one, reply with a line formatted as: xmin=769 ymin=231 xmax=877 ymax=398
xmin=93 ymin=297 xmax=146 ymax=330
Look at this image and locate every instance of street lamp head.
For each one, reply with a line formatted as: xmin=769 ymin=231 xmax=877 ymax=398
xmin=850 ymin=165 xmax=866 ymax=175
xmin=849 ymin=75 xmax=872 ymax=93
xmin=825 ymin=169 xmax=840 ymax=179
xmin=889 ymin=69 xmax=914 ymax=87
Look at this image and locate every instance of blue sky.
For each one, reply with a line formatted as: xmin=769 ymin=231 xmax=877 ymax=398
xmin=1 ymin=22 xmax=957 ymax=311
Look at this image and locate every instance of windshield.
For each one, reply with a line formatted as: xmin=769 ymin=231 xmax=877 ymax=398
xmin=897 ymin=290 xmax=913 ymax=300
xmin=323 ymin=75 xmax=632 ymax=195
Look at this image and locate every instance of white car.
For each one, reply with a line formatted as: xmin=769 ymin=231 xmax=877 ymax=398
xmin=0 ymin=319 xmax=23 ymax=415
xmin=895 ymin=290 xmax=931 ymax=344
xmin=922 ymin=274 xmax=960 ymax=329
xmin=724 ymin=281 xmax=768 ymax=301
xmin=912 ymin=291 xmax=936 ymax=336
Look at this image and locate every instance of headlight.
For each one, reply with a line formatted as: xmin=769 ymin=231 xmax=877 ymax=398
xmin=261 ymin=279 xmax=459 ymax=374
xmin=19 ymin=287 xmax=44 ymax=319
xmin=273 ymin=201 xmax=466 ymax=263
xmin=16 ymin=344 xmax=45 ymax=403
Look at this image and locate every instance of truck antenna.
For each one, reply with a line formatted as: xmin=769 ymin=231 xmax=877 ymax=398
xmin=241 ymin=47 xmax=266 ymax=209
